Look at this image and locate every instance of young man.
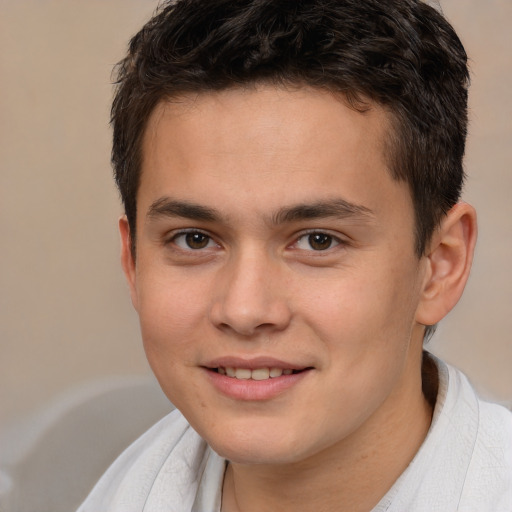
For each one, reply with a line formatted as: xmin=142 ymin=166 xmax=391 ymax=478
xmin=79 ymin=0 xmax=512 ymax=510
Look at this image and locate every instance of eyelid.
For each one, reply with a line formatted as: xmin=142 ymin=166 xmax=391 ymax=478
xmin=291 ymin=229 xmax=348 ymax=251
xmin=164 ymin=228 xmax=348 ymax=252
xmin=166 ymin=228 xmax=220 ymax=250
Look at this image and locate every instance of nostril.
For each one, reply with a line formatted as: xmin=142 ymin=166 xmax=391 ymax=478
xmin=209 ymin=280 xmax=293 ymax=336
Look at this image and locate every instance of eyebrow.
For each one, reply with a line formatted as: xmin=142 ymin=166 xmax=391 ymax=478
xmin=271 ymin=199 xmax=374 ymax=225
xmin=146 ymin=197 xmax=374 ymax=225
xmin=147 ymin=197 xmax=219 ymax=222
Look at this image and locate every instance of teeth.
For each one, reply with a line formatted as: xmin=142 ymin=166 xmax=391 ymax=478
xmin=217 ymin=367 xmax=297 ymax=380
xmin=251 ymin=368 xmax=270 ymax=381
xmin=235 ymin=368 xmax=251 ymax=380
xmin=269 ymin=367 xmax=283 ymax=378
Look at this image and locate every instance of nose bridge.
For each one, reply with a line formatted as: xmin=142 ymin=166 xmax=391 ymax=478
xmin=210 ymin=244 xmax=291 ymax=336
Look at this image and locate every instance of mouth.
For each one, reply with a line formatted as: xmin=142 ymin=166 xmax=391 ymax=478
xmin=208 ymin=366 xmax=311 ymax=381
xmin=203 ymin=361 xmax=313 ymax=400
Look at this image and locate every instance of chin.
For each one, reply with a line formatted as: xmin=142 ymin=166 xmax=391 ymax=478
xmin=212 ymin=442 xmax=302 ymax=466
xmin=202 ymin=422 xmax=313 ymax=466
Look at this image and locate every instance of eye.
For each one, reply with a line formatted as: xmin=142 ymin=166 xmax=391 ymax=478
xmin=295 ymin=232 xmax=341 ymax=251
xmin=172 ymin=231 xmax=218 ymax=250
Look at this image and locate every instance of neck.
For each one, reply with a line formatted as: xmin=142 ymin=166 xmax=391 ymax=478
xmin=222 ymin=352 xmax=434 ymax=512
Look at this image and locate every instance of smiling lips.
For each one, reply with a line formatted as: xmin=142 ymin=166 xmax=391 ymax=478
xmin=216 ymin=367 xmax=295 ymax=380
xmin=204 ymin=358 xmax=312 ymax=400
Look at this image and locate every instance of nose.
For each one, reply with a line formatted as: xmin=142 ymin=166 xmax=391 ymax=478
xmin=209 ymin=249 xmax=292 ymax=337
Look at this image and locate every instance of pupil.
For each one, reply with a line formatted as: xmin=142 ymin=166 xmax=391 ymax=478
xmin=186 ymin=232 xmax=209 ymax=249
xmin=309 ymin=233 xmax=332 ymax=250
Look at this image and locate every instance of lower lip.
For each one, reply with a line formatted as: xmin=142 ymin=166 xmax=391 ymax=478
xmin=204 ymin=369 xmax=311 ymax=401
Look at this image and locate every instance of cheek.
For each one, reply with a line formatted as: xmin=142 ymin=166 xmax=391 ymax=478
xmin=135 ymin=271 xmax=210 ymax=362
xmin=297 ymin=261 xmax=420 ymax=353
xmin=298 ymin=275 xmax=386 ymax=334
xmin=135 ymin=278 xmax=209 ymax=409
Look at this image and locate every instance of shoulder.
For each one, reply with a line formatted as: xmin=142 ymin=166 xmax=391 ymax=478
xmin=77 ymin=409 xmax=212 ymax=512
xmin=460 ymin=397 xmax=512 ymax=511
xmin=443 ymin=359 xmax=512 ymax=511
xmin=384 ymin=355 xmax=512 ymax=512
xmin=476 ymin=398 xmax=512 ymax=450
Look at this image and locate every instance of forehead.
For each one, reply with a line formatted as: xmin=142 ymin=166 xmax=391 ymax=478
xmin=143 ymin=85 xmax=390 ymax=158
xmin=138 ymin=85 xmax=410 ymax=224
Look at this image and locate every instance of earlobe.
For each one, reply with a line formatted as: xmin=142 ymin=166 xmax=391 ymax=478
xmin=415 ymin=202 xmax=477 ymax=327
xmin=119 ymin=216 xmax=139 ymax=311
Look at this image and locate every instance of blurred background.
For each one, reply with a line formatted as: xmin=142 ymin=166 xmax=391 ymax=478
xmin=0 ymin=0 xmax=511 ymax=509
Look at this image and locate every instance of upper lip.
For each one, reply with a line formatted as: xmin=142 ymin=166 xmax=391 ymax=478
xmin=203 ymin=356 xmax=311 ymax=371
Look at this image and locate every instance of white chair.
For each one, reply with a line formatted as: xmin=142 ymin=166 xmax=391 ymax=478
xmin=0 ymin=376 xmax=173 ymax=512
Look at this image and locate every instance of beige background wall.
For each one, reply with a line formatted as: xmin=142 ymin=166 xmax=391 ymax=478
xmin=1 ymin=0 xmax=511 ymax=430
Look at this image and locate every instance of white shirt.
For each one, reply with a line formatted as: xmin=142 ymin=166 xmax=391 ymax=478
xmin=77 ymin=355 xmax=512 ymax=512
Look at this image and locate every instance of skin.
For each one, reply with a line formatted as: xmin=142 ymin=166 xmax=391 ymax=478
xmin=120 ymin=85 xmax=477 ymax=511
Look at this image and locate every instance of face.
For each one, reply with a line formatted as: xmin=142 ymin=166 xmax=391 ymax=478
xmin=122 ymin=85 xmax=429 ymax=465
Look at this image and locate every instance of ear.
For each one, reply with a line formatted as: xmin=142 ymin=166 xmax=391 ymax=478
xmin=119 ymin=216 xmax=139 ymax=311
xmin=415 ymin=202 xmax=477 ymax=327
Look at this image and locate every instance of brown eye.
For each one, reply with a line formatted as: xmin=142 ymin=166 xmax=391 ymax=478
xmin=173 ymin=231 xmax=216 ymax=250
xmin=295 ymin=232 xmax=340 ymax=251
xmin=308 ymin=233 xmax=334 ymax=250
xmin=185 ymin=232 xmax=210 ymax=249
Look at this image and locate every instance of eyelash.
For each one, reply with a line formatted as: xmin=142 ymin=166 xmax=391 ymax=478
xmin=167 ymin=229 xmax=219 ymax=251
xmin=166 ymin=229 xmax=346 ymax=253
xmin=293 ymin=231 xmax=345 ymax=252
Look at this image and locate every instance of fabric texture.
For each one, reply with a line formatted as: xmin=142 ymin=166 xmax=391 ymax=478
xmin=77 ymin=354 xmax=512 ymax=512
